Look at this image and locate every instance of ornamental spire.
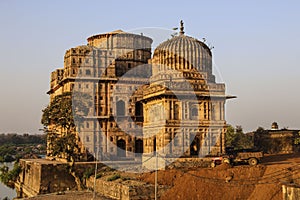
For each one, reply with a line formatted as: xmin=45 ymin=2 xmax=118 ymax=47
xmin=180 ymin=20 xmax=185 ymax=35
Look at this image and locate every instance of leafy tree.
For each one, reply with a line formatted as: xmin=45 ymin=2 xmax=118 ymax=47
xmin=254 ymin=127 xmax=296 ymax=153
xmin=0 ymin=162 xmax=21 ymax=189
xmin=225 ymin=125 xmax=253 ymax=150
xmin=41 ymin=91 xmax=91 ymax=162
xmin=225 ymin=125 xmax=235 ymax=147
xmin=232 ymin=132 xmax=253 ymax=149
xmin=47 ymin=132 xmax=82 ymax=162
xmin=294 ymin=131 xmax=300 ymax=145
xmin=253 ymin=127 xmax=271 ymax=153
xmin=41 ymin=91 xmax=91 ymax=190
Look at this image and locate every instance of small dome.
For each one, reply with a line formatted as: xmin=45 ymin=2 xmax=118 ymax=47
xmin=152 ymin=33 xmax=213 ymax=82
xmin=271 ymin=122 xmax=279 ymax=130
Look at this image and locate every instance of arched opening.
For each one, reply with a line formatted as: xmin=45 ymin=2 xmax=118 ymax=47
xmin=153 ymin=138 xmax=156 ymax=153
xmin=135 ymin=139 xmax=143 ymax=154
xmin=116 ymin=100 xmax=125 ymax=117
xmin=204 ymin=102 xmax=207 ymax=119
xmin=135 ymin=102 xmax=143 ymax=116
xmin=117 ymin=139 xmax=126 ymax=157
xmin=191 ymin=107 xmax=198 ymax=119
xmin=192 ymin=107 xmax=198 ymax=116
xmin=190 ymin=137 xmax=200 ymax=156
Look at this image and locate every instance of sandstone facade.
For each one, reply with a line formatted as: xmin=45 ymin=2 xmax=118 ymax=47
xmin=47 ymin=22 xmax=233 ymax=163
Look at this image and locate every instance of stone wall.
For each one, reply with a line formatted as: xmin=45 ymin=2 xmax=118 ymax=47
xmin=142 ymin=156 xmax=211 ymax=170
xmin=282 ymin=184 xmax=300 ymax=200
xmin=15 ymin=159 xmax=98 ymax=198
xmin=86 ymin=177 xmax=168 ymax=200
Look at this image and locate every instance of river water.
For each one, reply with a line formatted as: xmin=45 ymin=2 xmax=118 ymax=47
xmin=0 ymin=162 xmax=17 ymax=199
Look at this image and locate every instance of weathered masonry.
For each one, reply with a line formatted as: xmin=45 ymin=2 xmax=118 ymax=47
xmin=47 ymin=21 xmax=235 ymax=163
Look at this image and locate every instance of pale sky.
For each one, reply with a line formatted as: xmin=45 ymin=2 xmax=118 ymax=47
xmin=0 ymin=0 xmax=300 ymax=133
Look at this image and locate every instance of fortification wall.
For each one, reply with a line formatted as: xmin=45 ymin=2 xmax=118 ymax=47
xmin=15 ymin=159 xmax=98 ymax=198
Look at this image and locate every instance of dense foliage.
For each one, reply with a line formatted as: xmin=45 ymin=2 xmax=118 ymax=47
xmin=0 ymin=134 xmax=46 ymax=162
xmin=41 ymin=91 xmax=92 ymax=190
xmin=41 ymin=92 xmax=91 ymax=162
xmin=41 ymin=92 xmax=91 ymax=130
xmin=0 ymin=133 xmax=45 ymax=146
xmin=225 ymin=125 xmax=253 ymax=150
xmin=294 ymin=131 xmax=300 ymax=145
xmin=0 ymin=162 xmax=21 ymax=189
xmin=47 ymin=131 xmax=82 ymax=162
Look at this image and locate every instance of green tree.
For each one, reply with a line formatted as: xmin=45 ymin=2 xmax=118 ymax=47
xmin=41 ymin=91 xmax=91 ymax=190
xmin=254 ymin=127 xmax=271 ymax=153
xmin=294 ymin=131 xmax=300 ymax=145
xmin=41 ymin=91 xmax=91 ymax=162
xmin=225 ymin=125 xmax=253 ymax=150
xmin=0 ymin=162 xmax=21 ymax=189
xmin=225 ymin=125 xmax=235 ymax=147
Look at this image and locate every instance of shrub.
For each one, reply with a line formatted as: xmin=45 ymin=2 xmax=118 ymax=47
xmin=107 ymin=174 xmax=120 ymax=181
xmin=96 ymin=173 xmax=102 ymax=179
xmin=83 ymin=168 xmax=94 ymax=179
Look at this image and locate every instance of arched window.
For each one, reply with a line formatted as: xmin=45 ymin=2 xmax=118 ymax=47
xmin=135 ymin=102 xmax=143 ymax=116
xmin=116 ymin=100 xmax=125 ymax=116
xmin=190 ymin=137 xmax=200 ymax=156
xmin=85 ymin=69 xmax=91 ymax=75
xmin=135 ymin=139 xmax=143 ymax=154
xmin=153 ymin=137 xmax=156 ymax=152
xmin=191 ymin=107 xmax=198 ymax=119
xmin=173 ymin=133 xmax=178 ymax=146
xmin=117 ymin=139 xmax=126 ymax=157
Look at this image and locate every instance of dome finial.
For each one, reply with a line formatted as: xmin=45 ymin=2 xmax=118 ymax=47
xmin=180 ymin=20 xmax=185 ymax=35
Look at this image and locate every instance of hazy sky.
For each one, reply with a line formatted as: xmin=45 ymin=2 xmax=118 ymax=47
xmin=0 ymin=0 xmax=300 ymax=133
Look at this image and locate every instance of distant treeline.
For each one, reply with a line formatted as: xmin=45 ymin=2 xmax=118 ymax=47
xmin=0 ymin=133 xmax=47 ymax=162
xmin=0 ymin=133 xmax=46 ymax=146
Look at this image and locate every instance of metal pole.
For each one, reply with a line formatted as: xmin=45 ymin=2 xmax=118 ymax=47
xmin=155 ymin=151 xmax=158 ymax=200
xmin=93 ymin=150 xmax=98 ymax=200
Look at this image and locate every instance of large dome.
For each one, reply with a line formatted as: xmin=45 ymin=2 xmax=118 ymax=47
xmin=151 ymin=24 xmax=214 ymax=82
xmin=154 ymin=35 xmax=212 ymax=69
